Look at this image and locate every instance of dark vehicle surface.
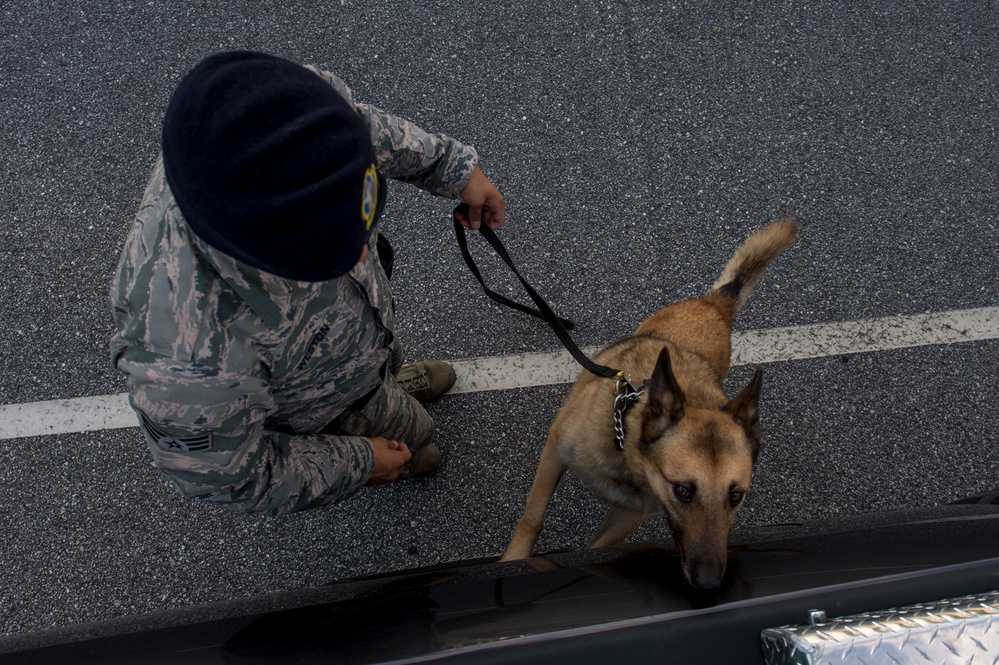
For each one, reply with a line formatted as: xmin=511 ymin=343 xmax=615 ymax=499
xmin=2 ymin=497 xmax=998 ymax=665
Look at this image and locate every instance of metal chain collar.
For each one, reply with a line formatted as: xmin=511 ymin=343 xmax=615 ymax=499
xmin=613 ymin=371 xmax=644 ymax=451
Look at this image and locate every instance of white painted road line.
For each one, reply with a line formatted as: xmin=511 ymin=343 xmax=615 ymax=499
xmin=0 ymin=393 xmax=136 ymax=440
xmin=731 ymin=307 xmax=999 ymax=365
xmin=1 ymin=307 xmax=996 ymax=441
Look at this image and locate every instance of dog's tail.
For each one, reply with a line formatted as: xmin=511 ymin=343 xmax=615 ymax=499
xmin=708 ymin=218 xmax=797 ymax=315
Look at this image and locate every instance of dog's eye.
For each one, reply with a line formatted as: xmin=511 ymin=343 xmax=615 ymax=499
xmin=674 ymin=484 xmax=693 ymax=503
xmin=729 ymin=491 xmax=744 ymax=507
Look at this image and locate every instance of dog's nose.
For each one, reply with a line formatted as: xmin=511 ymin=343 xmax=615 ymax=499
xmin=689 ymin=562 xmax=725 ymax=590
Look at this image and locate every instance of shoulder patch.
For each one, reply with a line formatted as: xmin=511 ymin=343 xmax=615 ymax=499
xmin=361 ymin=163 xmax=379 ymax=230
xmin=140 ymin=412 xmax=213 ymax=452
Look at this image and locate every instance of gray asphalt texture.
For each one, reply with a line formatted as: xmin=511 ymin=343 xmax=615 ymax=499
xmin=2 ymin=0 xmax=997 ymax=639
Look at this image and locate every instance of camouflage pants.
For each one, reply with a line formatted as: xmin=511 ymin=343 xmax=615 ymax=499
xmin=328 ymin=345 xmax=435 ymax=454
xmin=335 ymin=376 xmax=435 ymax=454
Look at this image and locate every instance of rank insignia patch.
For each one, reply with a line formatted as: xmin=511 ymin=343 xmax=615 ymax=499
xmin=140 ymin=412 xmax=212 ymax=452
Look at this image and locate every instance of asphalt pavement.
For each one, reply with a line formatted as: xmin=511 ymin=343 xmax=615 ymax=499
xmin=1 ymin=0 xmax=997 ymax=640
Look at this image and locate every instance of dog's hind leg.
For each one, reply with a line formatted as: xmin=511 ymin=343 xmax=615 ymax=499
xmin=588 ymin=505 xmax=649 ymax=548
xmin=501 ymin=439 xmax=566 ymax=561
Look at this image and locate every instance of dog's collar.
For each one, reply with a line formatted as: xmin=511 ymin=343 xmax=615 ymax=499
xmin=613 ymin=372 xmax=644 ymax=451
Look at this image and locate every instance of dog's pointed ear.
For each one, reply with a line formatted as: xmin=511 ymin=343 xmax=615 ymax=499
xmin=642 ymin=347 xmax=686 ymax=444
xmin=726 ymin=366 xmax=763 ymax=458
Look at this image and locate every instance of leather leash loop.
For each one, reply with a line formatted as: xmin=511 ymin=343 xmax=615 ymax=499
xmin=452 ymin=203 xmax=619 ymax=381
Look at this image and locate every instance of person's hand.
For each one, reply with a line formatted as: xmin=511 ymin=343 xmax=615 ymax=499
xmin=365 ymin=437 xmax=412 ymax=486
xmin=457 ymin=167 xmax=505 ymax=231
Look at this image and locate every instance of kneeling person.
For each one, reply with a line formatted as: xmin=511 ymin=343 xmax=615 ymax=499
xmin=109 ymin=51 xmax=505 ymax=515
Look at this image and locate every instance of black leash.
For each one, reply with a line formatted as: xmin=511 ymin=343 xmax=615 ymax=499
xmin=452 ymin=203 xmax=620 ymax=382
xmin=452 ymin=204 xmax=646 ymax=450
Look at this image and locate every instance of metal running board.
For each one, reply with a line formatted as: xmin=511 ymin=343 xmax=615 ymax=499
xmin=762 ymin=590 xmax=999 ymax=664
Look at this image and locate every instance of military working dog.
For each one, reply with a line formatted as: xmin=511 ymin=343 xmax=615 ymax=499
xmin=501 ymin=219 xmax=798 ymax=589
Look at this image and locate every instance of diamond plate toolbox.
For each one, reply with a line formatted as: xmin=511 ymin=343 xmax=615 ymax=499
xmin=761 ymin=590 xmax=999 ymax=664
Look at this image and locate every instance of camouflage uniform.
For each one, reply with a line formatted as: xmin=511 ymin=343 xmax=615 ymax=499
xmin=110 ymin=66 xmax=478 ymax=516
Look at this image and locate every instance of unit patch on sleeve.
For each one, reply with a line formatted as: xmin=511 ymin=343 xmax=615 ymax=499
xmin=140 ymin=412 xmax=213 ymax=452
xmin=361 ymin=163 xmax=379 ymax=229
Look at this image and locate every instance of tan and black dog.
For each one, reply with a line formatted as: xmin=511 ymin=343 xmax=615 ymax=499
xmin=501 ymin=219 xmax=798 ymax=589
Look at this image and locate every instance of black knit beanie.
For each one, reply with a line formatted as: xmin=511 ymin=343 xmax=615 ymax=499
xmin=162 ymin=51 xmax=383 ymax=281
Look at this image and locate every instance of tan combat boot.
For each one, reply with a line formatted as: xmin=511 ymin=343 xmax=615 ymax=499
xmin=396 ymin=361 xmax=456 ymax=402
